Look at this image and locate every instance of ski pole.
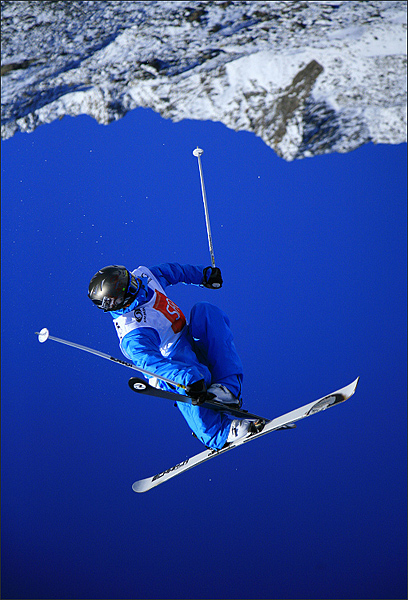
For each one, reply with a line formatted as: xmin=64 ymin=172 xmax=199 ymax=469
xmin=193 ymin=147 xmax=216 ymax=268
xmin=35 ymin=328 xmax=188 ymax=390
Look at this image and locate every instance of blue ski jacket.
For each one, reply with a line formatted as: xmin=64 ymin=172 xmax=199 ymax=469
xmin=110 ymin=263 xmax=243 ymax=449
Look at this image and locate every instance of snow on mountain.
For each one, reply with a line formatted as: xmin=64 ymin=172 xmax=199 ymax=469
xmin=1 ymin=0 xmax=406 ymax=160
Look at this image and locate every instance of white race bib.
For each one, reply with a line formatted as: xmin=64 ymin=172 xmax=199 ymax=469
xmin=113 ymin=266 xmax=186 ymax=356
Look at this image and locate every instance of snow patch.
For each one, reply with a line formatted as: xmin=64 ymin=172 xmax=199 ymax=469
xmin=1 ymin=0 xmax=406 ymax=160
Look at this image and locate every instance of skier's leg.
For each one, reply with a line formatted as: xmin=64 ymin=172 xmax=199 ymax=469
xmin=167 ymin=329 xmax=212 ymax=387
xmin=188 ymin=302 xmax=243 ymax=397
xmin=176 ymin=402 xmax=233 ymax=449
xmin=161 ymin=328 xmax=232 ymax=449
xmin=177 ymin=404 xmax=262 ymax=449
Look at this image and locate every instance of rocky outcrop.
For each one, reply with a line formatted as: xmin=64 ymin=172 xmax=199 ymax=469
xmin=1 ymin=0 xmax=406 ymax=159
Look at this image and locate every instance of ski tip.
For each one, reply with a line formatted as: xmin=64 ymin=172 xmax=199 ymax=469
xmin=132 ymin=480 xmax=149 ymax=493
xmin=352 ymin=376 xmax=360 ymax=392
xmin=193 ymin=147 xmax=203 ymax=157
xmin=36 ymin=328 xmax=50 ymax=343
xmin=339 ymin=376 xmax=360 ymax=400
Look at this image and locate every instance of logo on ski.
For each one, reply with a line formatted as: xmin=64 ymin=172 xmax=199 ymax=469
xmin=132 ymin=381 xmax=147 ymax=391
xmin=306 ymin=393 xmax=344 ymax=416
xmin=152 ymin=459 xmax=190 ymax=482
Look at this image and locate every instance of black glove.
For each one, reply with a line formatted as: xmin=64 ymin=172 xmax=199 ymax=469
xmin=203 ymin=266 xmax=223 ymax=289
xmin=186 ymin=379 xmax=215 ymax=405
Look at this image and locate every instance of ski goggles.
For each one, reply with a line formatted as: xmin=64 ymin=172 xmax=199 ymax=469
xmin=124 ymin=273 xmax=142 ymax=304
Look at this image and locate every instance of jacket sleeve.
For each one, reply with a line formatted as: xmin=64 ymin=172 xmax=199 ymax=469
xmin=149 ymin=263 xmax=205 ymax=290
xmin=121 ymin=326 xmax=208 ymax=387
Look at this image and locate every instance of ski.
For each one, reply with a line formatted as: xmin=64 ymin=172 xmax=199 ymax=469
xmin=128 ymin=377 xmax=268 ymax=421
xmin=132 ymin=377 xmax=359 ymax=493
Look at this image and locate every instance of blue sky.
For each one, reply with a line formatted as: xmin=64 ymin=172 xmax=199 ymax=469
xmin=1 ymin=107 xmax=407 ymax=600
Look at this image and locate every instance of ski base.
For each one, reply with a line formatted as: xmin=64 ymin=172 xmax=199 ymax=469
xmin=128 ymin=377 xmax=268 ymax=421
xmin=132 ymin=377 xmax=359 ymax=493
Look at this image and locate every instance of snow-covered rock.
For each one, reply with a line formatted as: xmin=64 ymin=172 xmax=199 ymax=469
xmin=1 ymin=0 xmax=406 ymax=160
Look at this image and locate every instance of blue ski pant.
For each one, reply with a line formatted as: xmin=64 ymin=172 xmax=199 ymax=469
xmin=170 ymin=302 xmax=244 ymax=449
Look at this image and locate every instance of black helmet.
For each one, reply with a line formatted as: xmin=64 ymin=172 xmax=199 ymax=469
xmin=88 ymin=265 xmax=141 ymax=312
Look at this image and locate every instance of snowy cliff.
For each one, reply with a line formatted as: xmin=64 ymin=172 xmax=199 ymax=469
xmin=1 ymin=0 xmax=406 ymax=160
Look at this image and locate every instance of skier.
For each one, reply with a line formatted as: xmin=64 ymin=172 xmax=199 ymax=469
xmin=88 ymin=262 xmax=256 ymax=449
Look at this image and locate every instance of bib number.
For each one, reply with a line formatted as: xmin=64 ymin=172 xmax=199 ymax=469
xmin=153 ymin=290 xmax=186 ymax=333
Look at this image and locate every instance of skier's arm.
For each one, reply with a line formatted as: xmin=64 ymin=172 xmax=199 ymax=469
xmin=149 ymin=263 xmax=223 ymax=290
xmin=149 ymin=263 xmax=205 ymax=289
xmin=121 ymin=327 xmax=211 ymax=388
